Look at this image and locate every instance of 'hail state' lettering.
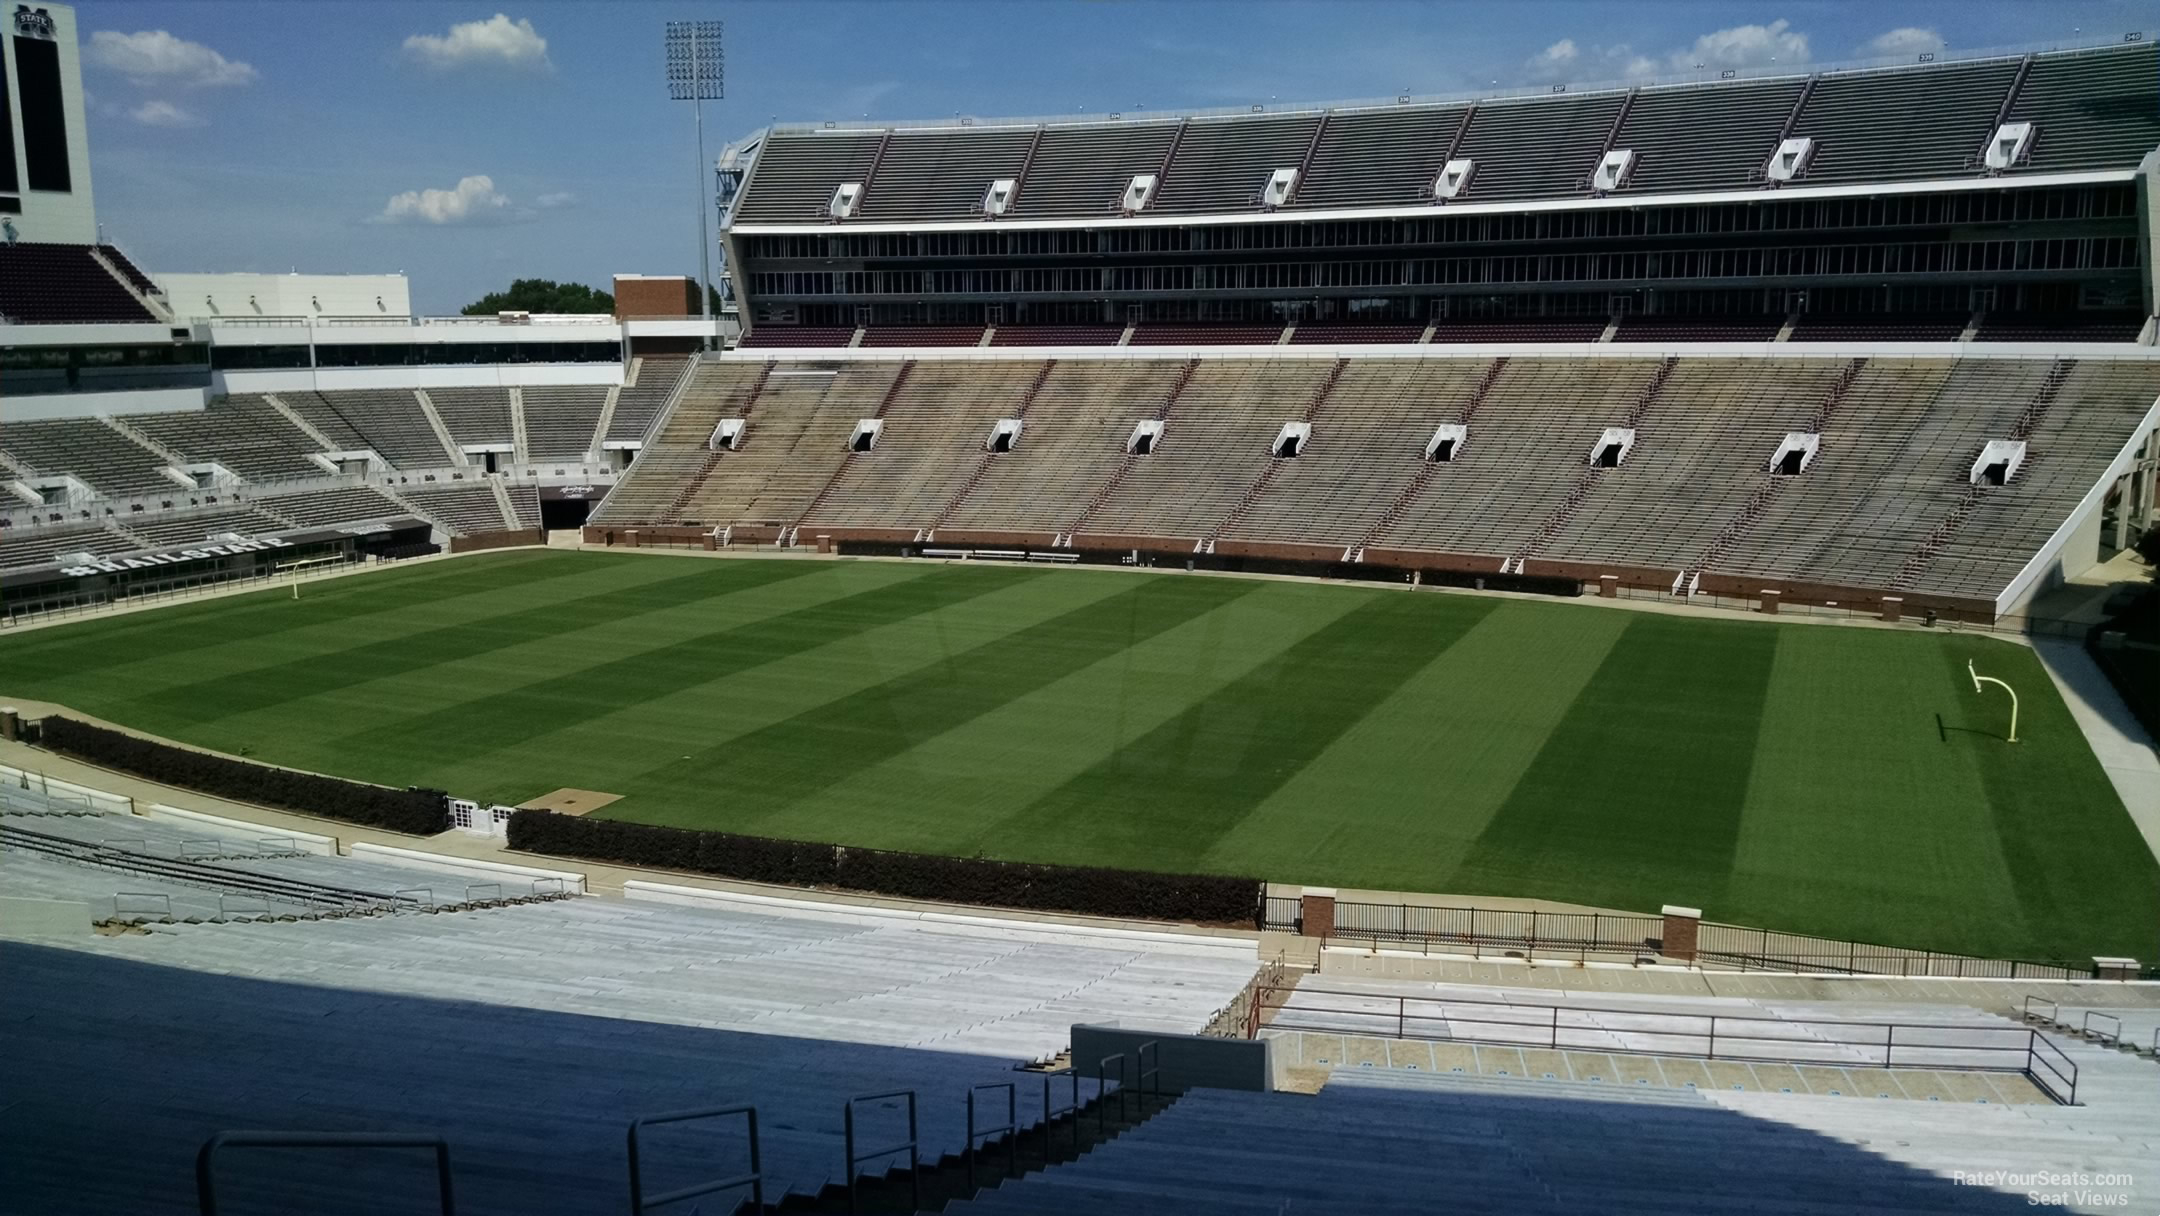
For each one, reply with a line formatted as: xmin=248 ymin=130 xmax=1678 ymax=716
xmin=62 ymin=536 xmax=294 ymax=578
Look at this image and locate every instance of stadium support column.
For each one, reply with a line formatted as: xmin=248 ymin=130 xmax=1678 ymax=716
xmin=1660 ymin=905 xmax=1700 ymax=963
xmin=1298 ymin=887 xmax=1336 ymax=940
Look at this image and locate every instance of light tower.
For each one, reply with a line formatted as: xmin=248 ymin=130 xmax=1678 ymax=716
xmin=665 ymin=20 xmax=723 ymax=348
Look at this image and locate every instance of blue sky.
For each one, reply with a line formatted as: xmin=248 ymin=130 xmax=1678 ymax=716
xmin=75 ymin=0 xmax=2160 ymax=313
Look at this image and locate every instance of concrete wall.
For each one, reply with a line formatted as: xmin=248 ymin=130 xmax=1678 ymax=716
xmin=156 ymin=273 xmax=411 ymax=321
xmin=3 ymin=2 xmax=97 ymax=244
xmin=1069 ymin=1025 xmax=1272 ymax=1094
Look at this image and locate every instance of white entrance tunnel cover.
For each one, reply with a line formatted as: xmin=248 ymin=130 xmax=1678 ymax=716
xmin=1591 ymin=148 xmax=1635 ymax=192
xmin=1588 ymin=426 xmax=1637 ymax=467
xmin=1126 ymin=419 xmax=1164 ymax=453
xmin=1970 ymin=438 xmax=2028 ymax=485
xmin=986 ymin=418 xmax=1024 ymax=451
xmin=982 ymin=178 xmax=1017 ymax=216
xmin=1271 ymin=421 xmax=1312 ymax=457
xmin=1983 ymin=122 xmax=2035 ymax=170
xmin=1766 ymin=137 xmax=1815 ymax=182
xmin=1260 ymin=167 xmax=1298 ymax=207
xmin=1434 ymin=158 xmax=1475 ymax=199
xmin=829 ymin=181 xmax=864 ymax=219
xmin=709 ymin=418 xmax=746 ymax=451
xmin=1770 ymin=431 xmax=1820 ymax=474
xmin=1425 ymin=423 xmax=1467 ymax=462
xmin=849 ymin=418 xmax=883 ymax=451
xmin=1121 ymin=173 xmax=1159 ymax=212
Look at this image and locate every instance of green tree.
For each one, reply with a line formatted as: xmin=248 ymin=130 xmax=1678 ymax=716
xmin=462 ymin=278 xmax=615 ymax=316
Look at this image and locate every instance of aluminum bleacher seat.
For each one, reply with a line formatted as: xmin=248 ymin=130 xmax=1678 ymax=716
xmin=275 ymin=391 xmax=373 ymax=452
xmin=804 ymin=360 xmax=1044 ymax=531
xmin=740 ymin=325 xmax=857 ymax=349
xmin=129 ymin=396 xmax=327 ymax=482
xmin=0 ymin=522 xmax=138 ymax=570
xmin=727 ymin=129 xmax=884 ymax=223
xmin=1289 ymin=106 xmax=1469 ymax=210
xmin=988 ymin=325 xmax=1123 ymax=347
xmin=1150 ymin=114 xmax=1322 ymax=214
xmin=857 ymin=127 xmax=1035 ymax=221
xmin=397 ymin=484 xmax=510 ymax=535
xmin=1788 ymin=57 xmax=2021 ymax=184
xmin=1427 ymin=318 xmax=1606 ymax=344
xmin=520 ymin=386 xmax=607 ymax=462
xmin=427 ymin=388 xmax=514 ymax=446
xmin=251 ymin=485 xmax=409 ymax=529
xmin=1975 ymin=311 xmax=2145 ymax=343
xmin=607 ymin=357 xmax=692 ymax=444
xmin=940 ymin=360 xmax=1187 ymax=536
xmin=1005 ymin=121 xmax=1180 ymax=219
xmin=1129 ymin=325 xmax=1284 ymax=346
xmin=0 ymin=243 xmax=155 ymax=323
xmin=1450 ymin=92 xmax=1627 ymax=201
xmin=318 ymin=390 xmax=453 ymax=468
xmin=0 ymin=418 xmax=174 ymax=496
xmin=1289 ymin=325 xmax=1425 ymax=345
xmin=1787 ymin=314 xmax=1968 ymax=343
xmin=2005 ymin=43 xmax=2160 ymax=175
xmin=121 ymin=507 xmax=287 ymax=548
xmin=1613 ymin=78 xmax=1807 ymax=195
xmin=1612 ymin=315 xmax=1782 ymax=343
xmin=859 ymin=325 xmax=985 ymax=348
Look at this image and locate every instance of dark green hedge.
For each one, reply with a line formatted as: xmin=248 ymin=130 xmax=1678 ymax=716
xmin=39 ymin=716 xmax=448 ymax=835
xmin=508 ymin=810 xmax=1262 ymax=925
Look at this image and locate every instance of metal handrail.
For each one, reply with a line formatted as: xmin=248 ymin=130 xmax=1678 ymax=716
xmin=1040 ymin=1067 xmax=1080 ymax=1159
xmin=1251 ymin=984 xmax=2064 ymax=1073
xmin=1095 ymin=1054 xmax=1128 ymax=1134
xmin=843 ymin=1089 xmax=918 ymax=1215
xmin=625 ymin=1103 xmax=763 ymax=1214
xmin=463 ymin=882 xmax=502 ymax=903
xmin=2081 ymin=1011 xmax=2123 ymax=1045
xmin=964 ymin=1082 xmax=1017 ymax=1182
xmin=1136 ymin=1040 xmax=1163 ymax=1106
xmin=2026 ymin=1032 xmax=2081 ymax=1105
xmin=196 ymin=1131 xmax=455 ymax=1216
xmin=2023 ymin=995 xmax=2060 ymax=1022
xmin=114 ymin=892 xmax=172 ymax=918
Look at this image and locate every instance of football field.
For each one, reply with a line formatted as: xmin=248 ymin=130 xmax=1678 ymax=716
xmin=9 ymin=549 xmax=2154 ymax=962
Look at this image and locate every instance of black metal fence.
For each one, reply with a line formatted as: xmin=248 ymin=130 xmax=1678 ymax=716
xmin=1694 ymin=923 xmax=2086 ymax=981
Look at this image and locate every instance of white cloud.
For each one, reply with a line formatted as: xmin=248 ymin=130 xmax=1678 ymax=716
xmin=87 ymin=29 xmax=257 ymax=88
xmin=402 ymin=14 xmax=550 ymax=71
xmin=534 ymin=191 xmax=576 ymax=209
xmin=1529 ymin=38 xmax=1580 ymax=75
xmin=1669 ymin=20 xmax=1810 ymax=71
xmin=1525 ymin=37 xmax=1658 ymax=83
xmin=1862 ymin=27 xmax=1946 ymax=58
xmin=130 ymin=99 xmax=204 ymax=128
xmin=376 ymin=175 xmax=515 ymax=225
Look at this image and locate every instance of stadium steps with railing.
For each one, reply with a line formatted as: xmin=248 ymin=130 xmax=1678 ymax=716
xmin=779 ymin=1084 xmax=1184 ymax=1214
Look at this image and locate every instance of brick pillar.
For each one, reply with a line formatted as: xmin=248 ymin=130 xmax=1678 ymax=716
xmin=624 ymin=529 xmax=641 ymax=549
xmin=816 ymin=534 xmax=834 ymax=555
xmin=2093 ymin=956 xmax=2141 ymax=981
xmin=1759 ymin=589 xmax=1779 ymax=616
xmin=703 ymin=534 xmax=717 ymax=552
xmin=0 ymin=708 xmax=18 ymax=742
xmin=1661 ymin=904 xmax=1701 ymax=963
xmin=1599 ymin=575 xmax=1618 ymax=599
xmin=1299 ymin=887 xmax=1337 ymax=939
xmin=1880 ymin=596 xmax=1903 ymax=624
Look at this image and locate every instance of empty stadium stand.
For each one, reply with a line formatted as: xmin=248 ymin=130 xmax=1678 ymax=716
xmin=397 ymin=483 xmax=513 ymax=535
xmin=127 ymin=396 xmax=327 ymax=482
xmin=519 ymin=385 xmax=608 ymax=461
xmin=426 ymin=388 xmax=515 ymax=447
xmin=0 ymin=417 xmax=176 ymax=496
xmin=597 ymin=352 xmax=2160 ymax=613
xmin=606 ymin=356 xmax=693 ymax=443
xmin=250 ymin=485 xmax=409 ymax=529
xmin=0 ymin=242 xmax=157 ymax=324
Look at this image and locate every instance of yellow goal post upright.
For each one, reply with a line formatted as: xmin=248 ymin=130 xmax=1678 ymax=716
xmin=1967 ymin=660 xmax=2020 ymax=744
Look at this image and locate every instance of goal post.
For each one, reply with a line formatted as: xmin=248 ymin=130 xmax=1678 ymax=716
xmin=1967 ymin=660 xmax=2020 ymax=744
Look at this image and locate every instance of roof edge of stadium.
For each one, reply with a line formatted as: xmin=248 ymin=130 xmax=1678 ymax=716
xmin=754 ymin=32 xmax=2148 ymax=136
xmin=722 ymin=167 xmax=2136 ymax=236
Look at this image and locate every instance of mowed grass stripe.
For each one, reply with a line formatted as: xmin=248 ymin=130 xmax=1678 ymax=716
xmin=128 ymin=559 xmax=828 ymax=727
xmin=716 ymin=581 xmax=1376 ymax=851
xmin=5 ymin=550 xmax=597 ymax=684
xmin=670 ymin=576 xmax=1260 ymax=829
xmin=990 ymin=592 xmax=1497 ymax=871
xmin=328 ymin=563 xmax=1041 ymax=778
xmin=1454 ymin=614 xmax=1778 ymax=913
xmin=1729 ymin=628 xmax=2033 ymax=956
xmin=1946 ymin=637 xmax=2160 ymax=959
xmin=1203 ymin=601 xmax=1630 ymax=887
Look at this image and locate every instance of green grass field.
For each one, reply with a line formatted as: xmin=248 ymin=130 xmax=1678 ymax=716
xmin=8 ymin=549 xmax=2154 ymax=962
